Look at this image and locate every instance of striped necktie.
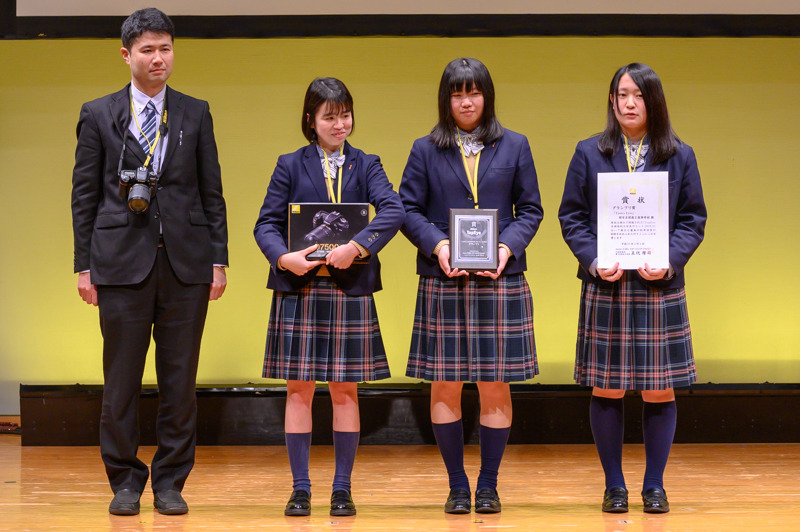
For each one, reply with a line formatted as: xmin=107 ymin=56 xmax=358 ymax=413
xmin=138 ymin=100 xmax=158 ymax=154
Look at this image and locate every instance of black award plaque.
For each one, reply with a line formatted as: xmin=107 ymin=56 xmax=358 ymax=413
xmin=449 ymin=208 xmax=499 ymax=271
xmin=288 ymin=203 xmax=370 ymax=261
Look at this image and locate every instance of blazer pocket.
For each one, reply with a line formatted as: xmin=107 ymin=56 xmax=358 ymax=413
xmin=189 ymin=210 xmax=209 ymax=225
xmin=488 ymin=166 xmax=515 ymax=176
xmin=95 ymin=212 xmax=129 ymax=229
xmin=485 ymin=167 xmax=515 ymax=187
xmin=342 ymin=183 xmax=362 ymax=201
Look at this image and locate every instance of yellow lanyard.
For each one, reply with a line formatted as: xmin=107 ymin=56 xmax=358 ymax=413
xmin=624 ymin=136 xmax=644 ymax=173
xmin=322 ymin=148 xmax=344 ymax=203
xmin=456 ymin=132 xmax=481 ymax=208
xmin=130 ymin=97 xmax=167 ymax=168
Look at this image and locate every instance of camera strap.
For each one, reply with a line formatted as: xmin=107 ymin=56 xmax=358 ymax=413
xmin=130 ymin=89 xmax=168 ymax=170
xmin=323 ymin=149 xmax=343 ymax=204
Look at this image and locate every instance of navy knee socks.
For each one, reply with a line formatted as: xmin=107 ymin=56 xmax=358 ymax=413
xmin=332 ymin=431 xmax=360 ymax=493
xmin=432 ymin=420 xmax=470 ymax=491
xmin=477 ymin=425 xmax=510 ymax=491
xmin=642 ymin=400 xmax=677 ymax=492
xmin=590 ymin=396 xmax=626 ymax=490
xmin=286 ymin=432 xmax=312 ymax=493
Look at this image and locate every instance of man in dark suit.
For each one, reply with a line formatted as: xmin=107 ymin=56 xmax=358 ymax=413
xmin=71 ymin=8 xmax=228 ymax=516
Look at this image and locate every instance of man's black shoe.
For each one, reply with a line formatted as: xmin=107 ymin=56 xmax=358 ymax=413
xmin=109 ymin=489 xmax=140 ymax=516
xmin=153 ymin=490 xmax=188 ymax=515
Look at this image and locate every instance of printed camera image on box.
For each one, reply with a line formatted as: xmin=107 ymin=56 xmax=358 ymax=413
xmin=288 ymin=203 xmax=370 ymax=261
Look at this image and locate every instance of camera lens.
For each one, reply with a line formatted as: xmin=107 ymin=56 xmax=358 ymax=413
xmin=128 ymin=183 xmax=151 ymax=213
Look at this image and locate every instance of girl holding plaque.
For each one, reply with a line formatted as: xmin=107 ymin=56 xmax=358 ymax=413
xmin=254 ymin=78 xmax=404 ymax=517
xmin=399 ymin=58 xmax=543 ymax=514
xmin=558 ymin=63 xmax=707 ymax=514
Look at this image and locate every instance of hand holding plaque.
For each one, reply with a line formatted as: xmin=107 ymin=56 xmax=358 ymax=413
xmin=474 ymin=245 xmax=509 ymax=279
xmin=448 ymin=208 xmax=499 ymax=271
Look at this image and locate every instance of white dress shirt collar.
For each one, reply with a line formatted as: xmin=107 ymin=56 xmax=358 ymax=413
xmin=130 ymin=83 xmax=166 ymax=116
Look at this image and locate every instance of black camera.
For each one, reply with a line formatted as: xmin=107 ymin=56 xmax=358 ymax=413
xmin=119 ymin=167 xmax=158 ymax=214
xmin=304 ymin=210 xmax=350 ymax=244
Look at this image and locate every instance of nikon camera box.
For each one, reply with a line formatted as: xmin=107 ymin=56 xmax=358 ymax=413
xmin=288 ymin=203 xmax=370 ymax=261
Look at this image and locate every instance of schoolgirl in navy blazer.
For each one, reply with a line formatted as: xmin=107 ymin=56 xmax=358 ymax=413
xmin=557 ymin=63 xmax=707 ymax=515
xmin=398 ymin=58 xmax=542 ymax=515
xmin=253 ymin=78 xmax=403 ymax=518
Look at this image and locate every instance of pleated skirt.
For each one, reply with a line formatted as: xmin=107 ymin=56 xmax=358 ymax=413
xmin=406 ymin=273 xmax=538 ymax=382
xmin=263 ymin=277 xmax=391 ymax=382
xmin=574 ymin=272 xmax=696 ymax=390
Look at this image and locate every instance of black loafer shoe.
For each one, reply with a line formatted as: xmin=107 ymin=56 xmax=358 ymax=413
xmin=642 ymin=487 xmax=670 ymax=513
xmin=285 ymin=490 xmax=311 ymax=516
xmin=602 ymin=487 xmax=629 ymax=513
xmin=330 ymin=489 xmax=356 ymax=516
xmin=474 ymin=488 xmax=501 ymax=513
xmin=444 ymin=488 xmax=471 ymax=514
xmin=109 ymin=489 xmax=140 ymax=515
xmin=154 ymin=490 xmax=188 ymax=515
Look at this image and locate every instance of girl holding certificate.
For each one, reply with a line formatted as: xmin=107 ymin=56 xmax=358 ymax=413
xmin=254 ymin=77 xmax=404 ymax=517
xmin=399 ymin=58 xmax=543 ymax=514
xmin=558 ymin=63 xmax=707 ymax=514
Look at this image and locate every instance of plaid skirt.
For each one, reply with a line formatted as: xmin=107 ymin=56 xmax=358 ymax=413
xmin=263 ymin=277 xmax=391 ymax=382
xmin=574 ymin=272 xmax=696 ymax=390
xmin=406 ymin=273 xmax=538 ymax=382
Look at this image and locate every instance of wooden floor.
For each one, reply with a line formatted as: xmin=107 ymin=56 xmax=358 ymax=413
xmin=1 ymin=436 xmax=798 ymax=531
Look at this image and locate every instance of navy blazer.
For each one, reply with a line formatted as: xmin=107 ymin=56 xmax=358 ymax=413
xmin=558 ymin=136 xmax=707 ymax=290
xmin=254 ymin=142 xmax=404 ymax=296
xmin=399 ymin=129 xmax=543 ymax=277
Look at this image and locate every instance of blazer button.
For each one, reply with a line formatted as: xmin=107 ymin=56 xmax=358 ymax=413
xmin=467 ymin=195 xmax=473 ymax=201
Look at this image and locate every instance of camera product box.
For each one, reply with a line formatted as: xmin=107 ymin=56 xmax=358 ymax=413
xmin=288 ymin=203 xmax=370 ymax=261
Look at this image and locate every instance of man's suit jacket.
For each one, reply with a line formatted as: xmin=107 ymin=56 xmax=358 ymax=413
xmin=558 ymin=136 xmax=707 ymax=290
xmin=254 ymin=142 xmax=404 ymax=296
xmin=72 ymin=84 xmax=228 ymax=286
xmin=399 ymin=128 xmax=544 ymax=277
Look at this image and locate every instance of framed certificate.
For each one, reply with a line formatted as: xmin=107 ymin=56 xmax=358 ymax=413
xmin=597 ymin=172 xmax=669 ymax=270
xmin=288 ymin=203 xmax=370 ymax=262
xmin=449 ymin=208 xmax=499 ymax=271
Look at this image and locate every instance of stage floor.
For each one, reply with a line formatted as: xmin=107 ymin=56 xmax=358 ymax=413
xmin=1 ymin=436 xmax=798 ymax=531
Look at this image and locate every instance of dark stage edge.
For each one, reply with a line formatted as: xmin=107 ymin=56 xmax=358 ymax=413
xmin=3 ymin=11 xmax=800 ymax=39
xmin=19 ymin=383 xmax=800 ymax=446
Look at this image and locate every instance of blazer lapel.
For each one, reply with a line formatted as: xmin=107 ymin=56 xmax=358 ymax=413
xmin=303 ymin=144 xmax=330 ymax=202
xmin=611 ymin=141 xmax=630 ymax=173
xmin=160 ymin=87 xmax=184 ymax=174
xmin=340 ymin=142 xmax=356 ymax=197
xmin=110 ymin=85 xmax=146 ymax=165
xmin=444 ymin=147 xmax=473 ymax=195
xmin=476 ymin=138 xmax=498 ymax=184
